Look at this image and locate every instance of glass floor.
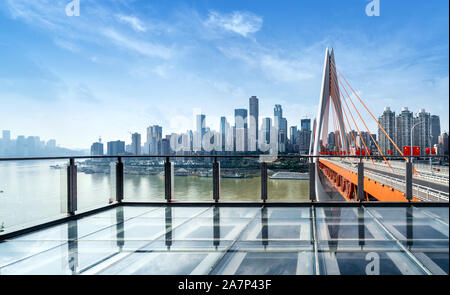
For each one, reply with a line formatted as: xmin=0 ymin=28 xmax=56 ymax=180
xmin=0 ymin=205 xmax=448 ymax=275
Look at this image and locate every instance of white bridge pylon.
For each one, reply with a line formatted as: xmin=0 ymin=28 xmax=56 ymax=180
xmin=313 ymin=48 xmax=350 ymax=200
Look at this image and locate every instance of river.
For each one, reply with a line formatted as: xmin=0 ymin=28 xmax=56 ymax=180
xmin=0 ymin=160 xmax=309 ymax=232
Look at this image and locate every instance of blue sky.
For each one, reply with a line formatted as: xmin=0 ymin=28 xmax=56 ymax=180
xmin=0 ymin=0 xmax=448 ymax=149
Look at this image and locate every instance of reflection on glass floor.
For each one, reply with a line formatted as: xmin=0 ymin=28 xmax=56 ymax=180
xmin=0 ymin=205 xmax=448 ymax=275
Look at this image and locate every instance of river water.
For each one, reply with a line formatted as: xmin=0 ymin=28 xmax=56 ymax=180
xmin=0 ymin=160 xmax=309 ymax=232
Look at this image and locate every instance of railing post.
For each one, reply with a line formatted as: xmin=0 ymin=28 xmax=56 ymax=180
xmin=405 ymin=157 xmax=413 ymax=201
xmin=261 ymin=162 xmax=268 ymax=202
xmin=309 ymin=158 xmax=316 ymax=201
xmin=357 ymin=158 xmax=364 ymax=202
xmin=116 ymin=157 xmax=124 ymax=202
xmin=165 ymin=157 xmax=174 ymax=202
xmin=67 ymin=158 xmax=77 ymax=215
xmin=213 ymin=157 xmax=220 ymax=202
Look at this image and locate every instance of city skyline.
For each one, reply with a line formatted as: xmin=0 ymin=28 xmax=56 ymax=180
xmin=0 ymin=1 xmax=448 ymax=149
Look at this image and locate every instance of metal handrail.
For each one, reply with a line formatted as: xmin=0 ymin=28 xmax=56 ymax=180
xmin=325 ymin=158 xmax=449 ymax=202
xmin=0 ymin=154 xmax=448 ymax=161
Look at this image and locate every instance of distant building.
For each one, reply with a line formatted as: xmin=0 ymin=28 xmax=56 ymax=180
xmin=220 ymin=116 xmax=227 ymax=151
xmin=107 ymin=140 xmax=125 ymax=156
xmin=195 ymin=114 xmax=206 ymax=151
xmin=394 ymin=107 xmax=413 ymax=155
xmin=378 ymin=107 xmax=396 ymax=155
xmin=298 ymin=129 xmax=311 ymax=154
xmin=413 ymin=109 xmax=431 ymax=155
xmin=248 ymin=96 xmax=259 ymax=151
xmin=430 ymin=115 xmax=441 ymax=146
xmin=438 ymin=132 xmax=449 ymax=155
xmin=290 ymin=126 xmax=298 ymax=144
xmin=261 ymin=117 xmax=271 ymax=145
xmin=328 ymin=132 xmax=335 ymax=150
xmin=301 ymin=119 xmax=311 ymax=132
xmin=131 ymin=132 xmax=141 ymax=155
xmin=46 ymin=139 xmax=56 ymax=151
xmin=90 ymin=138 xmax=104 ymax=156
xmin=146 ymin=125 xmax=162 ymax=155
xmin=2 ymin=130 xmax=11 ymax=142
xmin=162 ymin=135 xmax=171 ymax=155
xmin=235 ymin=109 xmax=248 ymax=152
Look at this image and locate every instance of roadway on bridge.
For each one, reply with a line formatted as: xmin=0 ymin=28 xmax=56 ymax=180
xmin=364 ymin=166 xmax=449 ymax=193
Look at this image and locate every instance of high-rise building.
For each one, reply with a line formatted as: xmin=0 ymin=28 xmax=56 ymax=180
xmin=298 ymin=129 xmax=311 ymax=154
xmin=234 ymin=109 xmax=248 ymax=152
xmin=248 ymin=96 xmax=259 ymax=151
xmin=220 ymin=116 xmax=226 ymax=151
xmin=438 ymin=132 xmax=449 ymax=155
xmin=301 ymin=119 xmax=311 ymax=132
xmin=394 ymin=107 xmax=413 ymax=155
xmin=290 ymin=126 xmax=298 ymax=144
xmin=107 ymin=140 xmax=125 ymax=156
xmin=2 ymin=130 xmax=11 ymax=142
xmin=273 ymin=105 xmax=287 ymax=152
xmin=413 ymin=109 xmax=431 ymax=155
xmin=357 ymin=131 xmax=371 ymax=150
xmin=274 ymin=104 xmax=282 ymax=119
xmin=146 ymin=125 xmax=162 ymax=155
xmin=162 ymin=135 xmax=171 ymax=155
xmin=430 ymin=115 xmax=441 ymax=146
xmin=90 ymin=138 xmax=104 ymax=156
xmin=196 ymin=114 xmax=206 ymax=151
xmin=261 ymin=117 xmax=271 ymax=145
xmin=131 ymin=132 xmax=141 ymax=155
xmin=328 ymin=132 xmax=335 ymax=150
xmin=378 ymin=107 xmax=396 ymax=155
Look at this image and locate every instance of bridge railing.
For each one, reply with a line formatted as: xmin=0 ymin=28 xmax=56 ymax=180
xmin=0 ymin=154 xmax=448 ymax=235
xmin=324 ymin=157 xmax=449 ymax=202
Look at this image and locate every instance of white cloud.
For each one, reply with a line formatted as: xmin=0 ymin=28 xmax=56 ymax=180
xmin=218 ymin=46 xmax=316 ymax=83
xmin=205 ymin=10 xmax=262 ymax=37
xmin=101 ymin=28 xmax=173 ymax=59
xmin=116 ymin=14 xmax=147 ymax=32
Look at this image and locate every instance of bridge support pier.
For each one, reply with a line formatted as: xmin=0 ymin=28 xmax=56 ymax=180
xmin=357 ymin=160 xmax=364 ymax=201
xmin=405 ymin=159 xmax=413 ymax=201
xmin=309 ymin=160 xmax=316 ymax=201
xmin=165 ymin=157 xmax=174 ymax=202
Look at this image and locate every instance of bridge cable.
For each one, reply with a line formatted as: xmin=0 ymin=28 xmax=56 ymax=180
xmin=331 ymin=59 xmax=408 ymax=162
xmin=330 ymin=62 xmax=386 ymax=169
xmin=329 ymin=63 xmax=375 ymax=166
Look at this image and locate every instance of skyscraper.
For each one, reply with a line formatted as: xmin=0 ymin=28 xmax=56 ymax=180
xmin=298 ymin=129 xmax=311 ymax=154
xmin=290 ymin=126 xmax=298 ymax=144
xmin=438 ymin=132 xmax=449 ymax=155
xmin=395 ymin=107 xmax=413 ymax=155
xmin=430 ymin=115 xmax=441 ymax=146
xmin=146 ymin=125 xmax=162 ymax=155
xmin=220 ymin=116 xmax=226 ymax=151
xmin=249 ymin=96 xmax=259 ymax=151
xmin=413 ymin=109 xmax=430 ymax=155
xmin=378 ymin=107 xmax=396 ymax=155
xmin=274 ymin=105 xmax=286 ymax=152
xmin=90 ymin=138 xmax=104 ymax=156
xmin=261 ymin=117 xmax=271 ymax=145
xmin=196 ymin=114 xmax=206 ymax=151
xmin=107 ymin=140 xmax=125 ymax=156
xmin=131 ymin=132 xmax=141 ymax=155
xmin=301 ymin=119 xmax=311 ymax=132
xmin=235 ymin=109 xmax=248 ymax=152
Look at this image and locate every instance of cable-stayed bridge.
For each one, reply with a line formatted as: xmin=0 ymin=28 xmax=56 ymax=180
xmin=311 ymin=48 xmax=449 ymax=202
